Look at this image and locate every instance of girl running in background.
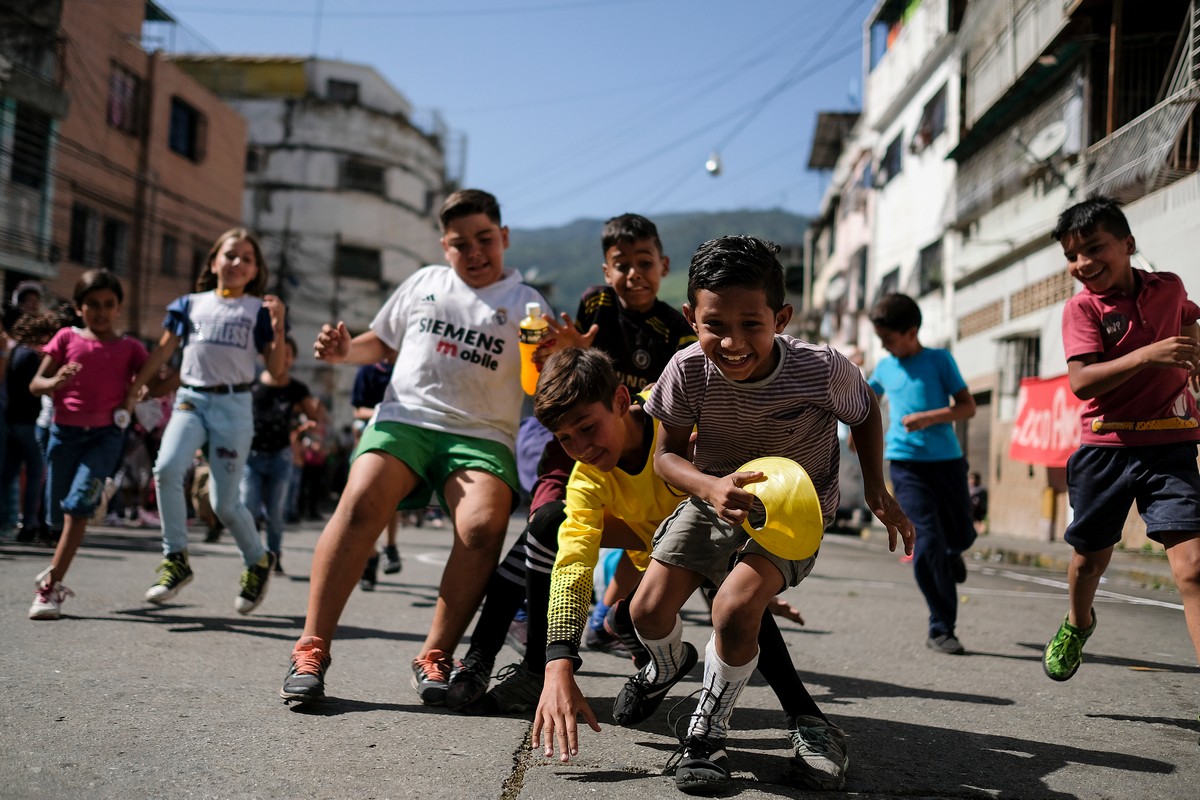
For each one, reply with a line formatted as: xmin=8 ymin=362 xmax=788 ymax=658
xmin=28 ymin=270 xmax=147 ymax=620
xmin=127 ymin=227 xmax=289 ymax=615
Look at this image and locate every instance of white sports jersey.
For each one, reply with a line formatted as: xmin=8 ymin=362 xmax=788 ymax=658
xmin=164 ymin=292 xmax=275 ymax=387
xmin=371 ymin=265 xmax=549 ymax=449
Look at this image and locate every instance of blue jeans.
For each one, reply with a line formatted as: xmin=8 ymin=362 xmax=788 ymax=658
xmin=154 ymin=388 xmax=263 ymax=567
xmin=241 ymin=447 xmax=294 ymax=555
xmin=890 ymin=458 xmax=976 ymax=638
xmin=45 ymin=423 xmax=125 ymax=526
xmin=2 ymin=422 xmax=45 ymax=528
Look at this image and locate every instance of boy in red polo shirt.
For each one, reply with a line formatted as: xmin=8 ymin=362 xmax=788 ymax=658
xmin=1043 ymin=195 xmax=1200 ymax=681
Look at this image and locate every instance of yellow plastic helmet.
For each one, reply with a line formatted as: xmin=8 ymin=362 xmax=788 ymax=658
xmin=738 ymin=456 xmax=824 ymax=560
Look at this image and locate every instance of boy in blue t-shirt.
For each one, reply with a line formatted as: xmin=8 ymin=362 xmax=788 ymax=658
xmin=868 ymin=293 xmax=977 ymax=655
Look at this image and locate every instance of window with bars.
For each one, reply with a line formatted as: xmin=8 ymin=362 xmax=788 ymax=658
xmin=999 ymin=335 xmax=1040 ymax=396
xmin=342 ymin=158 xmax=386 ymax=195
xmin=162 ymin=234 xmax=178 ymax=276
xmin=879 ymin=267 xmax=900 ymax=300
xmin=168 ymin=97 xmax=205 ymax=162
xmin=10 ymin=103 xmax=51 ymax=189
xmin=918 ymin=238 xmax=943 ymax=296
xmin=327 ymin=78 xmax=360 ymax=104
xmin=336 ymin=245 xmax=382 ymax=282
xmin=107 ymin=64 xmax=142 ymax=136
xmin=879 ymin=133 xmax=903 ymax=186
xmin=69 ymin=203 xmax=97 ymax=264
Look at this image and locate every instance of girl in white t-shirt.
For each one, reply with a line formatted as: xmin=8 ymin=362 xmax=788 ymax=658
xmin=126 ymin=228 xmax=288 ymax=616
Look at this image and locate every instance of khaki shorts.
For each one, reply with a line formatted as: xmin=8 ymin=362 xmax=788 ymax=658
xmin=651 ymin=497 xmax=817 ymax=591
xmin=356 ymin=421 xmax=518 ymax=512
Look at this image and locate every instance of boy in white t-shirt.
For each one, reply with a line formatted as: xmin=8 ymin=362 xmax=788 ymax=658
xmin=281 ymin=189 xmax=549 ymax=707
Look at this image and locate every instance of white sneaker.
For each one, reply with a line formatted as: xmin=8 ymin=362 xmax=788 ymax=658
xmin=30 ymin=576 xmax=74 ymax=620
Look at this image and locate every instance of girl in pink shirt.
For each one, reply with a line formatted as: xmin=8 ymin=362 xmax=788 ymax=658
xmin=27 ymin=270 xmax=147 ymax=620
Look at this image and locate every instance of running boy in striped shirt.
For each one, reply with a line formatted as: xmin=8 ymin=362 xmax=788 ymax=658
xmin=628 ymin=235 xmax=914 ymax=794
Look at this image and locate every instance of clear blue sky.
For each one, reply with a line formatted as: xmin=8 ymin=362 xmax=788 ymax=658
xmin=157 ymin=0 xmax=869 ymax=228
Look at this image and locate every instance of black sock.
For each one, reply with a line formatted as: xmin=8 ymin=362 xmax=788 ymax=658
xmin=757 ymin=610 xmax=826 ymax=722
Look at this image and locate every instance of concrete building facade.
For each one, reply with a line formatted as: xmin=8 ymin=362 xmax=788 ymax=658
xmin=170 ymin=55 xmax=454 ymax=421
xmin=4 ymin=0 xmax=247 ymax=339
xmin=806 ymin=0 xmax=1200 ymax=548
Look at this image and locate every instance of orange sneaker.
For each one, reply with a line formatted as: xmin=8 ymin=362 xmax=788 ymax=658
xmin=280 ymin=636 xmax=331 ymax=706
xmin=411 ymin=649 xmax=453 ymax=706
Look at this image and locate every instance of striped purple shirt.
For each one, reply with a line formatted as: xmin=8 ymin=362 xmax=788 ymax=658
xmin=644 ymin=335 xmax=872 ymax=521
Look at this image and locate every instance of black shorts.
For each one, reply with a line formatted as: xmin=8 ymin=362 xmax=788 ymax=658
xmin=1064 ymin=443 xmax=1200 ymax=550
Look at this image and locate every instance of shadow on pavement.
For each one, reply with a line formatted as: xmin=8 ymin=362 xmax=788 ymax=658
xmin=549 ymin=713 xmax=1176 ymax=798
xmin=794 ymin=668 xmax=1015 ymax=708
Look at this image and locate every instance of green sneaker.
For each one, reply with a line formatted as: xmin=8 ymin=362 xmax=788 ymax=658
xmin=145 ymin=551 xmax=193 ymax=603
xmin=235 ymin=552 xmax=276 ymax=615
xmin=1043 ymin=609 xmax=1096 ymax=681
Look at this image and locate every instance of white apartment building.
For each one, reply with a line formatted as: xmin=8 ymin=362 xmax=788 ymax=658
xmin=808 ymin=0 xmax=1199 ymax=545
xmin=171 ymin=55 xmax=456 ymax=424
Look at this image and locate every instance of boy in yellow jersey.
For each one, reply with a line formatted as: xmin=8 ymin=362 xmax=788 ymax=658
xmin=530 ymin=348 xmax=842 ymax=791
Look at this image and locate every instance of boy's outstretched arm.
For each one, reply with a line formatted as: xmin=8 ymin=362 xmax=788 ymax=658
xmin=1068 ymin=334 xmax=1200 ymax=399
xmin=851 ymin=395 xmax=915 ymax=554
xmin=653 ymin=422 xmax=761 ymax=526
xmin=313 ymin=323 xmax=389 ymax=366
xmin=902 ymin=387 xmax=976 ymax=432
xmin=533 ymin=659 xmax=600 ymax=763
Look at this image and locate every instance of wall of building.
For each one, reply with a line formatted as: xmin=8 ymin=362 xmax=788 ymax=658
xmin=50 ymin=0 xmax=245 ymax=340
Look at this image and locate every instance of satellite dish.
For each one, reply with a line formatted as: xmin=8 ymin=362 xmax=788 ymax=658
xmin=705 ymin=151 xmax=722 ymax=176
xmin=1024 ymin=121 xmax=1068 ymax=163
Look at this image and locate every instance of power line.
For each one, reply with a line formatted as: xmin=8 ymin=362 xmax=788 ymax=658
xmin=165 ymin=0 xmax=650 ymax=19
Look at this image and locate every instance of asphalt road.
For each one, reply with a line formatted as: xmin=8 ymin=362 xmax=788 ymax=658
xmin=2 ymin=515 xmax=1198 ymax=799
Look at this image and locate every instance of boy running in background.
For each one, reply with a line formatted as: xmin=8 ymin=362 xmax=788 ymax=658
xmin=280 ymin=189 xmax=549 ymax=707
xmin=1043 ymin=195 xmax=1200 ymax=679
xmin=530 ymin=348 xmax=846 ymax=791
xmin=867 ymin=293 xmax=977 ymax=655
xmin=631 ymin=235 xmax=913 ymax=794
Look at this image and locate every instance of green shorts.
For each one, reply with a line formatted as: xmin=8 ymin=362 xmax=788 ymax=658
xmin=355 ymin=421 xmax=519 ymax=512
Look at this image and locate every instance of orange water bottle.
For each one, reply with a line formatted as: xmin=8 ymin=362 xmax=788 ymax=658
xmin=518 ymin=302 xmax=548 ymax=395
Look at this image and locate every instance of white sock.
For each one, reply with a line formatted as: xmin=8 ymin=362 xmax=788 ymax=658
xmin=637 ymin=615 xmax=685 ymax=683
xmin=689 ymin=633 xmax=758 ymax=740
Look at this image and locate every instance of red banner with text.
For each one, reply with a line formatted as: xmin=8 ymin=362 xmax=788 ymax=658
xmin=1008 ymin=375 xmax=1084 ymax=468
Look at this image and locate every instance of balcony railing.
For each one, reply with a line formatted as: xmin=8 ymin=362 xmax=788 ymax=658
xmin=1082 ymin=2 xmax=1200 ymax=201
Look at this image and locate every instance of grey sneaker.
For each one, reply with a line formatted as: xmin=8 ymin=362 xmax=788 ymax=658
xmin=235 ymin=552 xmax=275 ymax=614
xmin=145 ymin=551 xmax=193 ymax=603
xmin=411 ymin=649 xmax=453 ymax=706
xmin=446 ymin=650 xmax=494 ymax=711
xmin=926 ymin=633 xmax=966 ymax=655
xmin=280 ymin=636 xmax=331 ymax=706
xmin=461 ymin=662 xmax=544 ymax=716
xmin=786 ymin=715 xmax=849 ymax=790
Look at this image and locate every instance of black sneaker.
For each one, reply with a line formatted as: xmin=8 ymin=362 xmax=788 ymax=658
xmin=280 ymin=636 xmax=331 ymax=706
xmin=950 ymin=552 xmax=967 ymax=583
xmin=671 ymin=734 xmax=730 ymax=795
xmin=612 ymin=641 xmax=698 ymax=726
xmin=359 ymin=553 xmax=379 ymax=592
xmin=462 ymin=662 xmax=544 ymax=716
xmin=145 ymin=551 xmax=193 ymax=603
xmin=446 ymin=650 xmax=494 ymax=711
xmin=383 ymin=545 xmax=402 ymax=575
xmin=235 ymin=552 xmax=275 ymax=614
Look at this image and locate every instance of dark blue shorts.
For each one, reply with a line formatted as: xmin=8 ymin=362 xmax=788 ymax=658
xmin=1064 ymin=443 xmax=1200 ymax=550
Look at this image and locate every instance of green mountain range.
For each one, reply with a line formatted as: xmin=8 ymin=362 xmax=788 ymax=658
xmin=507 ymin=209 xmax=810 ymax=310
